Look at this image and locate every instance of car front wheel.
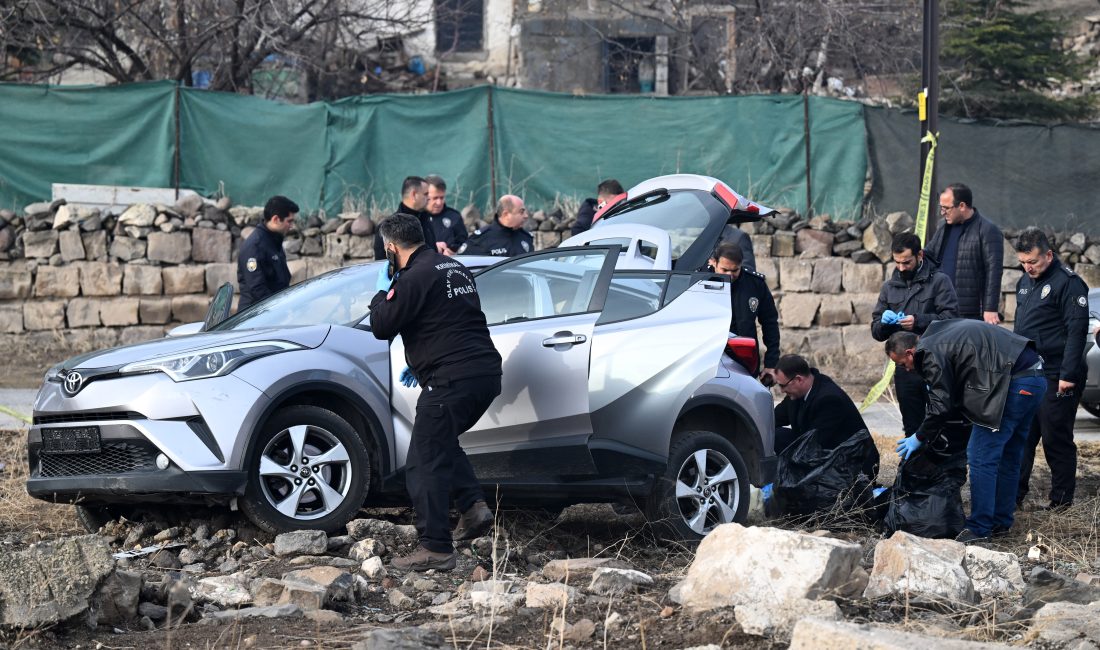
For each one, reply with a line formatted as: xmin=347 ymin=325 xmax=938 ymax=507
xmin=240 ymin=405 xmax=370 ymax=534
xmin=647 ymin=430 xmax=749 ymax=541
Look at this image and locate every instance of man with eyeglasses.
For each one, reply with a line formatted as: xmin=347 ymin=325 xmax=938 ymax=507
xmin=924 ymin=183 xmax=1004 ymax=324
xmin=237 ymin=195 xmax=297 ymax=311
xmin=773 ymin=354 xmax=866 ymax=453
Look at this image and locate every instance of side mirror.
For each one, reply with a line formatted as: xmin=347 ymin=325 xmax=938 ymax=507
xmin=167 ymin=322 xmax=203 ymax=337
xmin=201 ymin=282 xmax=234 ymax=331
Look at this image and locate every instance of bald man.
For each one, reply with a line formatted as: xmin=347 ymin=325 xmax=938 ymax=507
xmin=457 ymin=195 xmax=534 ymax=257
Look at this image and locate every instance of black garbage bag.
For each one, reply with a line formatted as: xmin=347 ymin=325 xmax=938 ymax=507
xmin=773 ymin=428 xmax=880 ymax=518
xmin=883 ymin=445 xmax=968 ymax=539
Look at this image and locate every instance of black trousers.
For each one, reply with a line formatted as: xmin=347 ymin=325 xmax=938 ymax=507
xmin=406 ymin=374 xmax=501 ymax=553
xmin=894 ymin=367 xmax=927 ymax=436
xmin=1017 ymin=376 xmax=1079 ymax=505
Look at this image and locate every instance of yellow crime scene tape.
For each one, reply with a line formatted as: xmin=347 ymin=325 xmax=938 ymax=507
xmin=859 ymin=131 xmax=938 ymax=413
xmin=0 ymin=405 xmax=31 ymax=424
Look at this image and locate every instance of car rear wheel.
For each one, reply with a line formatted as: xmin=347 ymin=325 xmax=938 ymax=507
xmin=646 ymin=430 xmax=749 ymax=541
xmin=240 ymin=405 xmax=370 ymax=534
xmin=1083 ymin=402 xmax=1100 ymax=419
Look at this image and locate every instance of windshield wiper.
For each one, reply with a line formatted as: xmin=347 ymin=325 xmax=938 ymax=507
xmin=600 ymin=188 xmax=669 ymax=220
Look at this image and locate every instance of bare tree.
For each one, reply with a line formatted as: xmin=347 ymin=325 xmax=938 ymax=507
xmin=0 ymin=0 xmax=431 ymax=96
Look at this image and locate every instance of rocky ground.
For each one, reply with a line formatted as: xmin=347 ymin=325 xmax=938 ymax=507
xmin=0 ymin=426 xmax=1098 ymax=649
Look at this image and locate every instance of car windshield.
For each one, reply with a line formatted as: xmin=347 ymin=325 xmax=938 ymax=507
xmin=597 ymin=191 xmax=715 ymax=260
xmin=211 ymin=264 xmax=377 ymax=331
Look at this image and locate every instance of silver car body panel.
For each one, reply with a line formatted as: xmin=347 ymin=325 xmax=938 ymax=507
xmin=559 ymin=223 xmax=673 ymax=270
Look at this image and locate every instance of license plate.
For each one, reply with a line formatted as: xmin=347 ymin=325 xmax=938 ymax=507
xmin=41 ymin=426 xmax=102 ymax=455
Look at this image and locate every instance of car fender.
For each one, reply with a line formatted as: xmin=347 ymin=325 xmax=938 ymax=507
xmin=674 ymin=387 xmax=776 ymax=485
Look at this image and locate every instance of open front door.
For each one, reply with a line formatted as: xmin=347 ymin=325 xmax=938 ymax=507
xmin=201 ymin=282 xmax=234 ymax=331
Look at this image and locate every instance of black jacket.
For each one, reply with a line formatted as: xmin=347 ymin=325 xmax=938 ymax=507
xmin=915 ymin=319 xmax=1035 ymax=444
xmin=369 ymin=246 xmax=502 ymax=383
xmin=373 ymin=203 xmax=438 ymax=260
xmin=774 ymin=370 xmax=867 ymax=450
xmin=458 ymin=218 xmax=533 ymax=257
xmin=924 ymin=209 xmax=1004 ymax=319
xmin=728 ymin=268 xmax=780 ymax=368
xmin=871 ymin=259 xmax=959 ymax=341
xmin=236 ymin=223 xmax=290 ymax=310
xmin=429 ymin=206 xmax=468 ymax=252
xmin=572 ymin=198 xmax=597 ymax=236
xmin=1013 ymin=257 xmax=1090 ymax=384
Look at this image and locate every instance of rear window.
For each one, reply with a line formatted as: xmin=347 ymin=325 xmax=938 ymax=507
xmin=597 ymin=191 xmax=713 ymax=260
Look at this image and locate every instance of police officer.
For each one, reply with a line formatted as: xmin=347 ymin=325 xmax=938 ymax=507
xmin=369 ymin=213 xmax=503 ymax=572
xmin=1014 ymin=227 xmax=1089 ymax=510
xmin=708 ymin=242 xmax=780 ymax=385
xmin=424 ymin=175 xmax=467 ymax=255
xmin=457 ymin=194 xmax=533 ymax=257
xmin=373 ymin=176 xmax=444 ymax=260
xmin=236 ymin=195 xmax=296 ymax=310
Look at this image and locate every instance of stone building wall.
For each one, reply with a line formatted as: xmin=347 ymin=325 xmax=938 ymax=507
xmin=2 ymin=198 xmax=1099 ymax=384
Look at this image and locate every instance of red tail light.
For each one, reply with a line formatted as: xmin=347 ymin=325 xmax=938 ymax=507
xmin=725 ymin=336 xmax=759 ymax=375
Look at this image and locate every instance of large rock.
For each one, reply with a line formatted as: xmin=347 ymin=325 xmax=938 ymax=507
xmin=34 ymin=266 xmax=80 ymax=298
xmin=23 ymin=301 xmax=66 ymax=330
xmin=352 ymin=627 xmax=446 ymax=650
xmin=754 ymin=257 xmax=779 ymax=290
xmin=672 ymin=524 xmax=863 ymax=611
xmin=0 ymin=305 xmax=22 ymax=333
xmin=526 ymin=582 xmax=583 ymax=608
xmin=964 ymin=545 xmax=1024 ymax=598
xmin=100 ymin=298 xmax=140 ymax=326
xmin=118 ymin=204 xmax=157 ymax=227
xmin=274 ymin=530 xmax=328 ymax=557
xmin=796 ymin=229 xmax=835 ymax=258
xmin=1075 ymin=263 xmax=1100 ymax=290
xmin=162 ymin=266 xmax=205 ymax=294
xmin=204 ymin=263 xmax=237 ymax=295
xmin=108 ymin=236 xmax=146 ymax=262
xmin=884 ymin=211 xmax=914 ymax=235
xmin=171 ymin=295 xmax=208 ymax=323
xmin=123 ymin=265 xmax=163 ymax=295
xmin=1022 ymin=567 xmax=1100 ymax=610
xmin=22 ymin=230 xmax=59 ymax=258
xmin=175 ymin=194 xmax=205 ymax=218
xmin=191 ymin=227 xmax=232 ymax=263
xmin=93 ymin=569 xmax=142 ymax=625
xmin=348 ymin=538 xmax=385 ymax=561
xmin=1031 ymin=600 xmax=1100 ymax=644
xmin=736 ymin=598 xmax=842 ymax=642
xmin=192 ymin=572 xmax=252 ymax=607
xmin=281 ymin=566 xmax=355 ymax=604
xmin=780 ymin=294 xmax=821 ymax=329
xmin=842 ymin=259 xmax=884 ymax=293
xmin=861 ymin=220 xmax=893 ymax=263
xmin=864 ymin=531 xmax=976 ymax=603
xmin=58 ymin=229 xmax=86 ymax=262
xmin=817 ymin=296 xmax=853 ymax=326
xmin=587 ymin=567 xmax=653 ymax=595
xmin=78 ymin=262 xmax=123 ymax=296
xmin=810 ymin=258 xmax=843 ymax=293
xmin=0 ymin=534 xmax=114 ymax=627
xmin=772 ymin=231 xmax=796 ymax=257
xmin=200 ymin=604 xmax=302 ymax=624
xmin=1000 ymin=268 xmax=1022 ymax=293
xmin=778 ymin=259 xmax=813 ymax=291
xmin=789 ymin=618 xmax=1012 ymax=649
xmin=139 ymin=298 xmax=173 ymax=324
xmin=66 ymin=298 xmax=101 ymax=328
xmin=0 ymin=269 xmax=32 ymax=299
xmin=541 ymin=558 xmax=632 ymax=584
xmin=147 ymin=231 xmax=192 ymax=264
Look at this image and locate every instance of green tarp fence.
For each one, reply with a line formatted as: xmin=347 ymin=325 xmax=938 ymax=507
xmin=1 ymin=82 xmax=867 ymax=219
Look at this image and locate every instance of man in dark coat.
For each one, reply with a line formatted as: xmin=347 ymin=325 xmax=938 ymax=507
xmin=872 ymin=232 xmax=959 ymax=434
xmin=708 ymin=242 xmax=778 ymax=385
xmin=924 ymin=183 xmax=1004 ymax=323
xmin=373 ymin=176 xmax=442 ymax=260
xmin=424 ymin=175 xmax=467 ymax=255
xmin=236 ymin=195 xmax=296 ymax=310
xmin=773 ymin=354 xmax=867 ymax=452
xmin=571 ymin=178 xmax=624 ymax=236
xmin=458 ymin=195 xmax=533 ymax=257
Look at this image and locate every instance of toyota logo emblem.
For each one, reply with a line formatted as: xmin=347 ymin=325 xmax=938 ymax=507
xmin=63 ymin=371 xmax=83 ymax=396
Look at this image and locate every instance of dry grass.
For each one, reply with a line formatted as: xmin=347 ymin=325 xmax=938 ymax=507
xmin=0 ymin=429 xmax=80 ymax=538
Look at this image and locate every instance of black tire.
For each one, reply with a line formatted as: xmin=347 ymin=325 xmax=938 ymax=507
xmin=75 ymin=504 xmax=128 ymax=533
xmin=240 ymin=405 xmax=370 ymax=534
xmin=1083 ymin=402 xmax=1100 ymax=419
xmin=646 ymin=430 xmax=750 ymax=541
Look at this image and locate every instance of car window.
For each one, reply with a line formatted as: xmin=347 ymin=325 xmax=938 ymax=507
xmin=213 ymin=265 xmax=377 ymax=330
xmin=476 ymin=250 xmax=608 ymax=325
xmin=596 ymin=271 xmax=697 ymax=325
xmin=597 ymin=191 xmax=712 ymax=260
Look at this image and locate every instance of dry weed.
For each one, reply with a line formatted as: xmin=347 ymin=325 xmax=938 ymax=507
xmin=0 ymin=429 xmax=80 ymax=537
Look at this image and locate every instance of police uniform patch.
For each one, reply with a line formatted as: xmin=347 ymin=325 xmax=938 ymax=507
xmin=1041 ymin=284 xmax=1051 ymax=299
xmin=386 ymin=288 xmax=395 ymax=301
xmin=442 ymin=217 xmax=452 ymax=228
xmin=1079 ymin=295 xmax=1088 ymax=307
xmin=1019 ymin=288 xmax=1029 ymax=295
xmin=246 ymin=257 xmax=258 ymax=272
xmin=521 ymin=241 xmax=531 ymax=252
xmin=473 ymin=229 xmax=483 ymax=236
xmin=749 ymin=297 xmax=759 ymax=313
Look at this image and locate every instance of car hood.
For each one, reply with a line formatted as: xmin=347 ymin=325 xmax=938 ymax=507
xmin=59 ymin=325 xmax=331 ymax=371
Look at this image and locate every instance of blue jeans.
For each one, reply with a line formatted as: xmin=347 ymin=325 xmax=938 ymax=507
xmin=965 ymin=375 xmax=1046 ymax=537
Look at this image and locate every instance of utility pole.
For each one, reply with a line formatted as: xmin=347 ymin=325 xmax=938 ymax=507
xmin=920 ymin=0 xmax=940 ymax=240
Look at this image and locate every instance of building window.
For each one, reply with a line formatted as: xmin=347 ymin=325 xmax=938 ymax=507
xmin=603 ymin=37 xmax=656 ymax=94
xmin=435 ymin=0 xmax=484 ymax=53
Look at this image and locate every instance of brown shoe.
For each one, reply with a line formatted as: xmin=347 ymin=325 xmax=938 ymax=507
xmin=390 ymin=545 xmax=456 ymax=572
xmin=452 ymin=500 xmax=494 ymax=542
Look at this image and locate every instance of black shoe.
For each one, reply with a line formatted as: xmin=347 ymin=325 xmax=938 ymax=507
xmin=991 ymin=525 xmax=1011 ymax=538
xmin=452 ymin=500 xmax=494 ymax=542
xmin=1038 ymin=501 xmax=1073 ymax=512
xmin=955 ymin=528 xmax=990 ymax=544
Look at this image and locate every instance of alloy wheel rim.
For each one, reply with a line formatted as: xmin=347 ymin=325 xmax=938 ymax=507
xmin=674 ymin=448 xmax=740 ymax=535
xmin=258 ymin=424 xmax=353 ymax=520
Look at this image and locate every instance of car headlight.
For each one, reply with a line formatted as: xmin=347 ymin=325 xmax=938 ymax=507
xmin=119 ymin=341 xmax=303 ymax=382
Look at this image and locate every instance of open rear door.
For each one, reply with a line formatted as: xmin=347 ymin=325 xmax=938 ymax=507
xmin=559 ymin=223 xmax=673 ymax=270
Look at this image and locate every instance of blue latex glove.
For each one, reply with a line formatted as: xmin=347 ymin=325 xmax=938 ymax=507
xmin=895 ymin=434 xmax=923 ymax=460
xmin=376 ymin=265 xmax=397 ymax=293
xmin=399 ymin=366 xmax=418 ymax=388
xmin=881 ymin=309 xmax=899 ymax=325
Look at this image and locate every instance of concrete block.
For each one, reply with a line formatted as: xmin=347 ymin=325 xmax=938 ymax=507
xmin=66 ymin=298 xmax=101 ymax=328
xmin=0 ymin=305 xmax=23 ymax=333
xmin=778 ymin=259 xmax=813 ymax=292
xmin=171 ymin=295 xmax=208 ymax=323
xmin=100 ymin=298 xmax=140 ymax=326
xmin=0 ymin=269 xmax=33 ymax=299
xmin=23 ymin=301 xmax=66 ymax=330
xmin=162 ymin=266 xmax=205 ymax=294
xmin=147 ymin=231 xmax=192 ymax=264
xmin=810 ymin=258 xmax=843 ymax=293
xmin=123 ymin=265 xmax=163 ymax=295
xmin=780 ymin=294 xmax=820 ymax=328
xmin=818 ymin=295 xmax=853 ymax=326
xmin=58 ymin=230 xmax=85 ymax=262
xmin=139 ymin=298 xmax=173 ymax=324
xmin=191 ymin=227 xmax=232 ymax=263
xmin=841 ymin=259 xmax=884 ymax=293
xmin=34 ymin=266 xmax=81 ymax=298
xmin=78 ymin=262 xmax=123 ymax=296
xmin=22 ymin=230 xmax=58 ymax=258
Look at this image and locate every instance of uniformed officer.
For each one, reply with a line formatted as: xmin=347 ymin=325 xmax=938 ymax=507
xmin=424 ymin=175 xmax=468 ymax=255
xmin=373 ymin=176 xmax=444 ymax=260
xmin=1014 ymin=227 xmax=1089 ymax=509
xmin=457 ymin=194 xmax=533 ymax=257
xmin=236 ymin=195 xmax=296 ymax=310
xmin=708 ymin=242 xmax=780 ymax=386
xmin=369 ymin=213 xmax=503 ymax=572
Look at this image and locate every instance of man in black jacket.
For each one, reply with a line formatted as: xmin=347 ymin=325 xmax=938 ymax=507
xmin=925 ymin=183 xmax=1004 ymax=323
xmin=886 ymin=322 xmax=1046 ymax=542
xmin=458 ymin=194 xmax=533 ymax=257
xmin=773 ymin=354 xmax=866 ymax=452
xmin=425 ymin=175 xmax=467 ymax=255
xmin=708 ymin=242 xmax=779 ymax=385
xmin=871 ymin=232 xmax=959 ymax=434
xmin=571 ymin=178 xmax=624 ymax=236
xmin=236 ymin=195 xmax=296 ymax=310
xmin=1013 ymin=228 xmax=1090 ymax=509
xmin=370 ymin=213 xmax=503 ymax=571
xmin=373 ymin=176 xmax=442 ymax=260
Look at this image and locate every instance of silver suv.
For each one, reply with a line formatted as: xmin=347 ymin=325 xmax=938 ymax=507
xmin=27 ymin=175 xmax=777 ymax=540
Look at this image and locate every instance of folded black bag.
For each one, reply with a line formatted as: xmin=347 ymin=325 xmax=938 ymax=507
xmin=774 ymin=428 xmax=880 ymax=518
xmin=883 ymin=446 xmax=968 ymax=539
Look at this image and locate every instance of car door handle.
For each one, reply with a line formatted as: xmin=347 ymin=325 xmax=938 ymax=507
xmin=542 ymin=334 xmax=587 ymax=347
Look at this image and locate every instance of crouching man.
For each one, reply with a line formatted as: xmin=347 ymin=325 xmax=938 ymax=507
xmin=773 ymin=354 xmax=867 ymax=453
xmin=885 ymin=321 xmax=1046 ymax=543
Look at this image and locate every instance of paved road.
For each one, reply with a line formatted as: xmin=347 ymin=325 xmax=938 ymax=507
xmin=4 ymin=386 xmax=1100 ymax=441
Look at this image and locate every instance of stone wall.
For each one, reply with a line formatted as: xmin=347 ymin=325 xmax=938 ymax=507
xmin=3 ymin=198 xmax=1099 ymax=384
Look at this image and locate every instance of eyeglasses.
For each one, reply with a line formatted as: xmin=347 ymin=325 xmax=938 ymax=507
xmin=938 ymin=203 xmax=958 ymax=214
xmin=777 ymin=375 xmax=800 ymax=389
